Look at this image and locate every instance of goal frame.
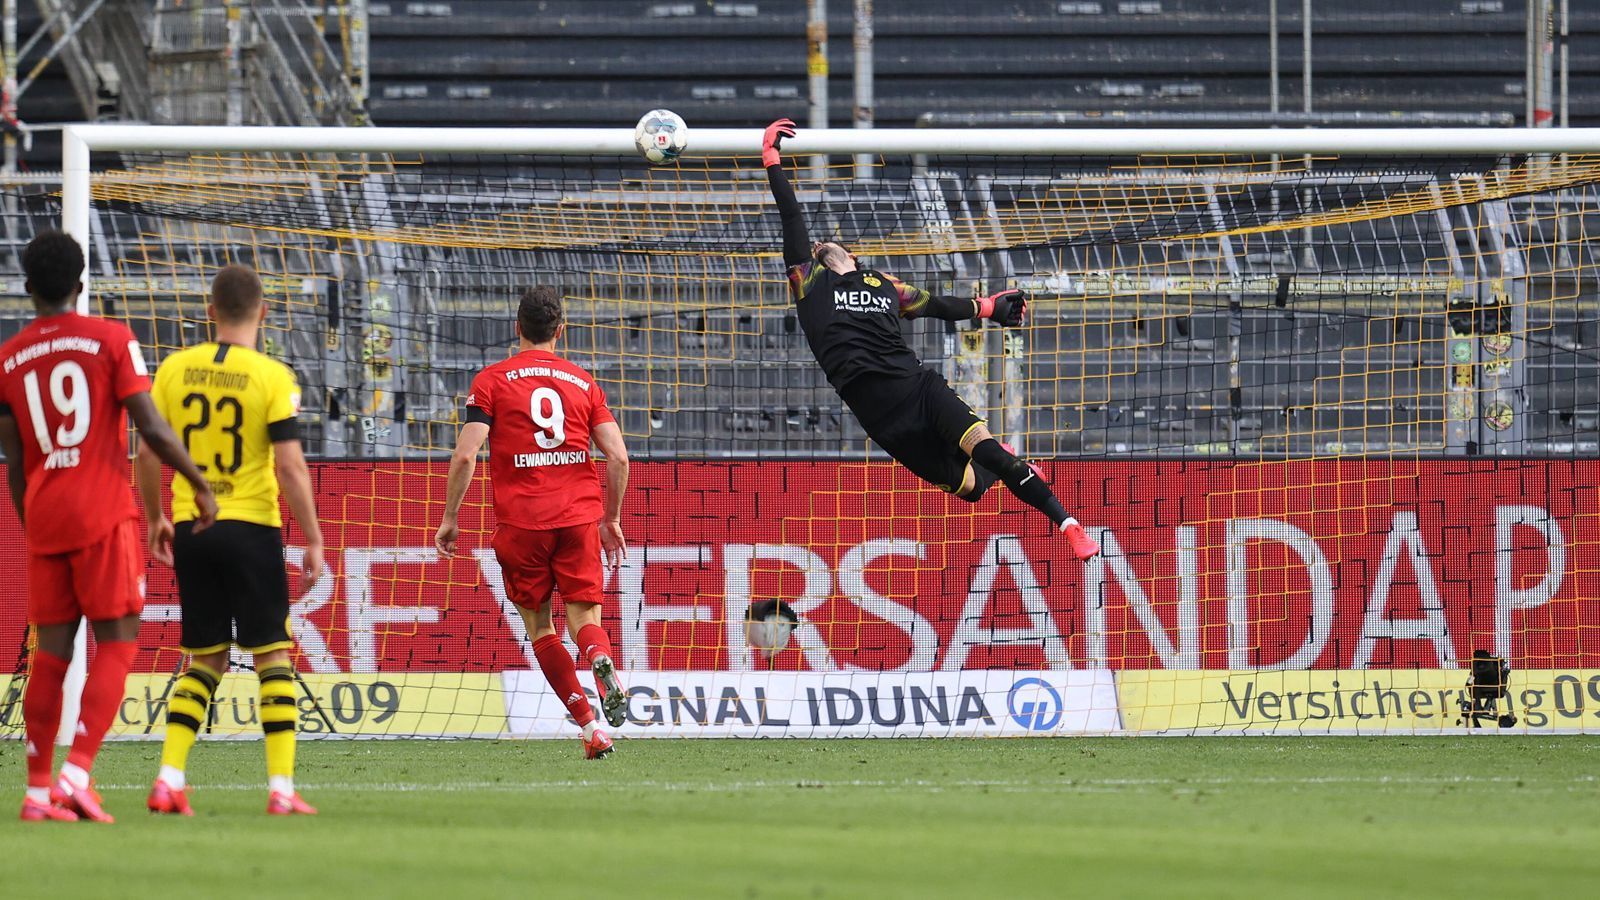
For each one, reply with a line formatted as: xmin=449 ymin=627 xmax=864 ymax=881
xmin=42 ymin=123 xmax=1600 ymax=741
xmin=58 ymin=122 xmax=1600 ymax=311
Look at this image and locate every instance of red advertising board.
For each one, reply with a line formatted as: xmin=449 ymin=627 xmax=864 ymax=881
xmin=1 ymin=458 xmax=1595 ymax=674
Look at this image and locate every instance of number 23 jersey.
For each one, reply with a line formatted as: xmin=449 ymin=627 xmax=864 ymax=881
xmin=151 ymin=341 xmax=301 ymax=528
xmin=466 ymin=348 xmax=614 ymax=531
xmin=0 ymin=312 xmax=149 ymax=554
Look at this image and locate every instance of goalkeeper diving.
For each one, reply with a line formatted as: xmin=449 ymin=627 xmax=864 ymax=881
xmin=761 ymin=119 xmax=1099 ymax=560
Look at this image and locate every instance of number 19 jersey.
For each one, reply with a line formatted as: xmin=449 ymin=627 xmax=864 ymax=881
xmin=0 ymin=312 xmax=150 ymax=555
xmin=151 ymin=342 xmax=302 ymax=528
xmin=465 ymin=348 xmax=614 ymax=531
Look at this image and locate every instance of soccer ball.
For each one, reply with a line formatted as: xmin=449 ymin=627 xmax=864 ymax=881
xmin=634 ymin=109 xmax=689 ymax=164
xmin=744 ymin=599 xmax=799 ymax=660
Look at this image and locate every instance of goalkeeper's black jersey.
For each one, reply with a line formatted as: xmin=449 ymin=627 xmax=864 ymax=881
xmin=788 ymin=261 xmax=928 ymax=392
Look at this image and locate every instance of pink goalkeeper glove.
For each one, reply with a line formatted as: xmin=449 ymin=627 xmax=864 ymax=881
xmin=763 ymin=118 xmax=797 ymax=167
xmin=975 ymin=289 xmax=1028 ymax=327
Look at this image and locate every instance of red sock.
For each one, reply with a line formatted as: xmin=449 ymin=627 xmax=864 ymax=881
xmin=576 ymin=623 xmax=614 ymax=664
xmin=22 ymin=649 xmax=70 ymax=789
xmin=65 ymin=639 xmax=137 ymax=774
xmin=532 ymin=634 xmax=594 ymax=727
xmin=575 ymin=622 xmax=616 ymax=695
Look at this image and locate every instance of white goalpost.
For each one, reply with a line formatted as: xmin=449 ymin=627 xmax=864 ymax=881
xmin=58 ymin=122 xmax=1600 ymax=278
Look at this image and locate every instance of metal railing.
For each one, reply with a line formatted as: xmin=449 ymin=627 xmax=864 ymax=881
xmin=147 ymin=1 xmax=363 ymax=126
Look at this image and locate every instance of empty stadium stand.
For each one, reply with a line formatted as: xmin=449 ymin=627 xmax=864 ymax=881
xmin=359 ymin=1 xmax=1600 ymax=129
xmin=5 ymin=1 xmax=1599 ymax=148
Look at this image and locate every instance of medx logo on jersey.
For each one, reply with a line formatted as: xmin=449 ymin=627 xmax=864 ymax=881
xmin=833 ymin=289 xmax=893 ymax=314
xmin=1007 ymin=677 xmax=1064 ymax=732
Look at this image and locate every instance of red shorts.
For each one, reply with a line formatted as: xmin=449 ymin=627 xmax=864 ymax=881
xmin=492 ymin=521 xmax=603 ymax=611
xmin=27 ymin=518 xmax=144 ymax=626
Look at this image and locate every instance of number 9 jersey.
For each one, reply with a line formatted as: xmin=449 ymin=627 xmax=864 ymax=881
xmin=150 ymin=341 xmax=302 ymax=527
xmin=465 ymin=348 xmax=615 ymax=531
xmin=0 ymin=313 xmax=150 ymax=554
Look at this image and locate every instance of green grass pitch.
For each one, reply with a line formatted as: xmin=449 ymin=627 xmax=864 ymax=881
xmin=2 ymin=736 xmax=1596 ymax=899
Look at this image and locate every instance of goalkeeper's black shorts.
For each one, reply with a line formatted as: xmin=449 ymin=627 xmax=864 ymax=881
xmin=839 ymin=367 xmax=997 ymax=499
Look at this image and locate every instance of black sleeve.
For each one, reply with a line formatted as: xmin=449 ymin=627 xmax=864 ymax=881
xmin=916 ymin=295 xmax=979 ymax=322
xmin=767 ymin=163 xmax=811 ymax=268
xmin=0 ymin=402 xmax=10 ymax=417
xmin=267 ymin=417 xmax=302 ymax=442
xmin=465 ymin=406 xmax=493 ymax=426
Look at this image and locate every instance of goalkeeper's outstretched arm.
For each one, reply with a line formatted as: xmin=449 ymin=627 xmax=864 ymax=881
xmin=889 ymin=274 xmax=1031 ymax=327
xmin=762 ymin=118 xmax=811 ymax=269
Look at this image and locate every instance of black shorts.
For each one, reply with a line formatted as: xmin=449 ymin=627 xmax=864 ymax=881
xmin=840 ymin=368 xmax=997 ymax=499
xmin=172 ymin=520 xmax=293 ymax=655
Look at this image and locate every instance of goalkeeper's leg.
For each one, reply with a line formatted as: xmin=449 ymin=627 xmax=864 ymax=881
xmin=961 ymin=424 xmax=1101 ymax=561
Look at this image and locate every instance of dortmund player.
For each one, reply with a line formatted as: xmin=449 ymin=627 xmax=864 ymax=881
xmin=761 ymin=119 xmax=1099 ymax=559
xmin=134 ymin=264 xmax=325 ymax=816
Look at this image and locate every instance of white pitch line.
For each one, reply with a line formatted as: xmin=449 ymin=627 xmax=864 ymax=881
xmin=88 ymin=774 xmax=1600 ymax=794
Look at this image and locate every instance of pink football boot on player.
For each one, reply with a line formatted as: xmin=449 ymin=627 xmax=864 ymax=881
xmin=584 ymin=728 xmax=615 ymax=760
xmin=266 ymin=792 xmax=318 ymax=816
xmin=147 ymin=780 xmax=194 ymax=816
xmin=19 ymin=796 xmax=78 ymax=822
xmin=1061 ymin=520 xmax=1101 ymax=561
xmin=52 ymin=780 xmax=114 ymax=823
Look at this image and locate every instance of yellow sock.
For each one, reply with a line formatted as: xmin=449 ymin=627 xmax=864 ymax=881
xmin=159 ymin=662 xmax=221 ymax=776
xmin=258 ymin=665 xmax=298 ymax=788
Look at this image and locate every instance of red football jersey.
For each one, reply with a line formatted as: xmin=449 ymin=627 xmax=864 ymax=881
xmin=466 ymin=348 xmax=615 ymax=531
xmin=0 ymin=312 xmax=150 ymax=555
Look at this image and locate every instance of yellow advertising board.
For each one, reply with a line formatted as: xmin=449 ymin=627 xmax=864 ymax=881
xmin=1117 ymin=669 xmax=1600 ymax=733
xmin=107 ymin=673 xmax=507 ymax=739
xmin=11 ymin=669 xmax=1600 ymax=739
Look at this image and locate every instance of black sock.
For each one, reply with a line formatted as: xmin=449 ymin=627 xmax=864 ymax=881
xmin=970 ymin=439 xmax=1069 ymax=527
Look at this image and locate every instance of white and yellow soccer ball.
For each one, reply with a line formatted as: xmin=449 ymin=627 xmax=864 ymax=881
xmin=634 ymin=109 xmax=689 ymax=164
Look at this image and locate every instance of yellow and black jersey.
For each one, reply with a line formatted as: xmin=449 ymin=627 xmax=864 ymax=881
xmin=151 ymin=341 xmax=301 ymax=527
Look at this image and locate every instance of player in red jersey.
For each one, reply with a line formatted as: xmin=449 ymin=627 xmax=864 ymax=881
xmin=435 ymin=286 xmax=630 ymax=758
xmin=0 ymin=231 xmax=216 ymax=822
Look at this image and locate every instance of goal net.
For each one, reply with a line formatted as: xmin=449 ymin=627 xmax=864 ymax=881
xmin=3 ymin=126 xmax=1598 ymax=737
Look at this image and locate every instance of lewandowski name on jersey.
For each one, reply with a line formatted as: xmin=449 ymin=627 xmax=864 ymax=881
xmin=513 ymin=450 xmax=589 ymax=469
